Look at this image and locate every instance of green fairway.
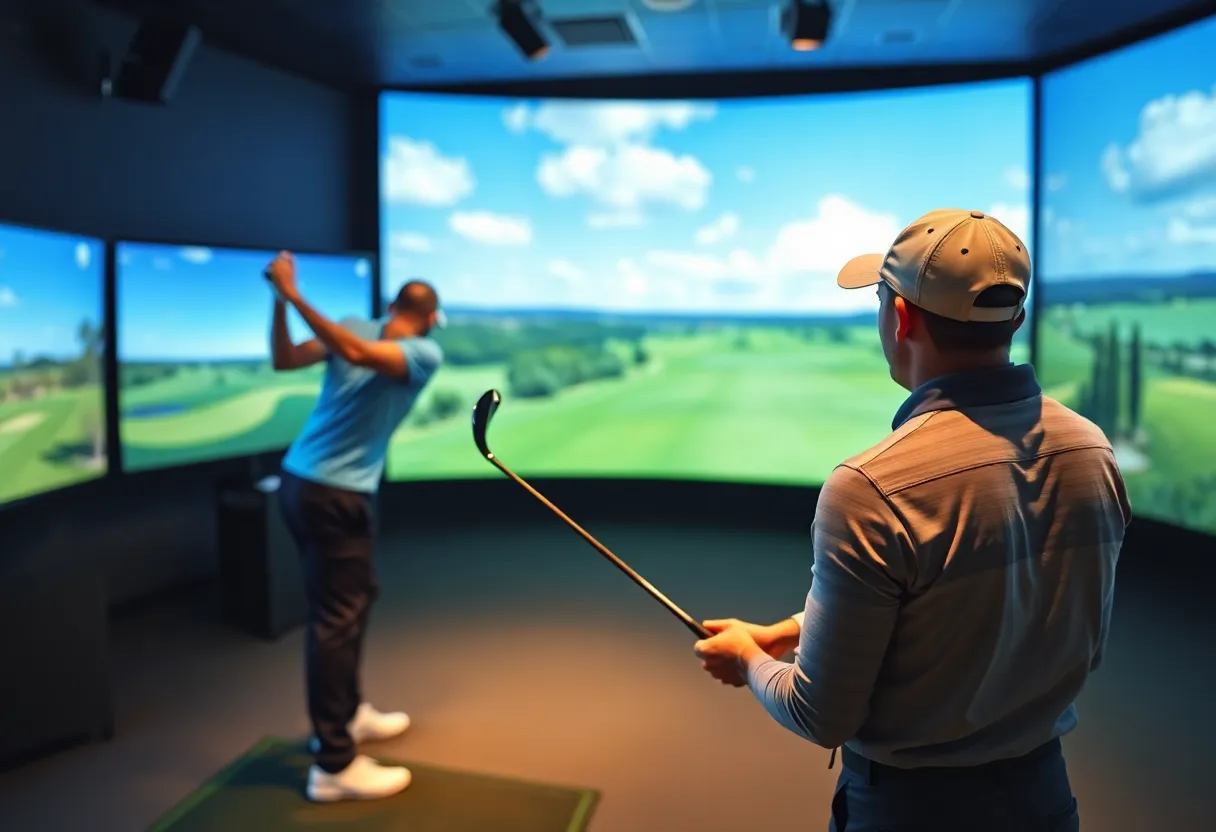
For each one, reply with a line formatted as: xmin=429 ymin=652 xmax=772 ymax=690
xmin=1051 ymin=296 xmax=1213 ymax=346
xmin=0 ymin=384 xmax=105 ymax=505
xmin=119 ymin=362 xmax=323 ymax=471
xmin=387 ymin=325 xmax=907 ymax=485
xmin=1037 ymin=300 xmax=1216 ymax=534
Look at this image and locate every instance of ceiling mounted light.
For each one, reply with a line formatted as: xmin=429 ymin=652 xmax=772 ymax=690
xmin=497 ymin=0 xmax=549 ymax=61
xmin=782 ymin=0 xmax=831 ymax=51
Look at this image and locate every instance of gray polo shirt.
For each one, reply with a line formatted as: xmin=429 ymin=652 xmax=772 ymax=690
xmin=747 ymin=364 xmax=1131 ymax=768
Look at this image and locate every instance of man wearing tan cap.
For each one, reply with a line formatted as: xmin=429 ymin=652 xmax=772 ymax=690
xmin=693 ymin=209 xmax=1130 ymax=831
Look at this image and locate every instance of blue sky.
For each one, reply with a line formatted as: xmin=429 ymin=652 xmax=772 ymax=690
xmin=0 ymin=223 xmax=103 ymax=366
xmin=117 ymin=243 xmax=373 ymax=362
xmin=1041 ymin=15 xmax=1216 ymax=280
xmin=379 ymin=78 xmax=1032 ymax=315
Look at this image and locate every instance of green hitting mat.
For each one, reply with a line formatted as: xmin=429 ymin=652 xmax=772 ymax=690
xmin=147 ymin=737 xmax=599 ymax=831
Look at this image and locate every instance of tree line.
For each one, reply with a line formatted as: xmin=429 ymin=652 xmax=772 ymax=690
xmin=433 ymin=321 xmax=650 ymax=400
xmin=1 ymin=320 xmax=104 ymax=402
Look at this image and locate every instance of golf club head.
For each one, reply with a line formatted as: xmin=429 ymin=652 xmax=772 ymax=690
xmin=472 ymin=389 xmax=502 ymax=459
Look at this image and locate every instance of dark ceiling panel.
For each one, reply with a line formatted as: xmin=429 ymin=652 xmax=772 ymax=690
xmin=35 ymin=0 xmax=1216 ymax=91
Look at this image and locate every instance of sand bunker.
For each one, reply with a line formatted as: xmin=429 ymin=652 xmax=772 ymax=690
xmin=0 ymin=411 xmax=47 ymax=435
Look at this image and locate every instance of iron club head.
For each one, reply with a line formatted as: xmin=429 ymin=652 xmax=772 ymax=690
xmin=472 ymin=389 xmax=502 ymax=459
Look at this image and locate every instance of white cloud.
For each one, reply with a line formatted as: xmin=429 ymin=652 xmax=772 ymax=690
xmin=537 ymin=143 xmax=711 ymax=212
xmin=389 ymin=231 xmax=433 ymax=253
xmin=449 ymin=211 xmax=532 ymax=246
xmin=354 ymin=259 xmax=370 ymax=279
xmin=1004 ymin=167 xmax=1029 ymax=192
xmin=0 ymin=286 xmax=17 ymax=307
xmin=767 ymin=195 xmax=901 ymax=275
xmin=502 ymin=103 xmax=530 ymax=134
xmin=736 ymin=166 xmax=756 ymax=183
xmin=1167 ymin=217 xmax=1216 ymax=245
xmin=587 ymin=209 xmax=644 ymax=229
xmin=548 ymin=259 xmax=584 ymax=281
xmin=626 ymin=198 xmax=905 ymax=313
xmin=382 ymin=137 xmax=475 ymax=206
xmin=694 ymin=212 xmax=739 ymax=245
xmin=646 ymin=249 xmax=764 ymax=282
xmin=1184 ymin=195 xmax=1216 ymax=218
xmin=75 ymin=242 xmax=92 ymax=270
xmin=617 ymin=258 xmax=648 ymax=296
xmin=1102 ymin=143 xmax=1132 ymax=193
xmin=1102 ymin=84 xmax=1216 ymax=199
xmin=986 ymin=202 xmax=1031 ymax=244
xmin=179 ymin=246 xmax=212 ymax=265
xmin=507 ymin=100 xmax=716 ymax=146
xmin=1046 ymin=173 xmax=1068 ymax=192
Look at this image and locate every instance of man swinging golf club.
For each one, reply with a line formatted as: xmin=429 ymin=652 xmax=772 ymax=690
xmin=265 ymin=251 xmax=444 ymax=802
xmin=693 ymin=210 xmax=1130 ymax=831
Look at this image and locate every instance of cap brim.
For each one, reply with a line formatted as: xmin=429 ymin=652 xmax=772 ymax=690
xmin=837 ymin=254 xmax=885 ymax=290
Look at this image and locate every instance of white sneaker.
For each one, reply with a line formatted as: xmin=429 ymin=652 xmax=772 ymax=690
xmin=306 ymin=755 xmax=411 ymax=802
xmin=351 ymin=703 xmax=411 ymax=743
xmin=308 ymin=703 xmax=411 ymax=753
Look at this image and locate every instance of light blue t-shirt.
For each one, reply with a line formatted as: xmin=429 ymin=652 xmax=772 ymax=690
xmin=282 ymin=317 xmax=443 ymax=494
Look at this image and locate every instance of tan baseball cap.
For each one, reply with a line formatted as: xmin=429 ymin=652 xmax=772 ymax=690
xmin=836 ymin=209 xmax=1030 ymax=323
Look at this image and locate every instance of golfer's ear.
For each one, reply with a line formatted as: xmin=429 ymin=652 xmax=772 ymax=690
xmin=893 ymin=296 xmax=914 ymax=341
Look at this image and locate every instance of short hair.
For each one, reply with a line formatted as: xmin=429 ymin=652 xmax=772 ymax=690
xmin=393 ymin=280 xmax=438 ymax=318
xmin=883 ymin=283 xmax=1025 ymax=351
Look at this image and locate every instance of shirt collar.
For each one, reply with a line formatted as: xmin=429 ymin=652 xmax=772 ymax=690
xmin=891 ymin=364 xmax=1041 ymax=431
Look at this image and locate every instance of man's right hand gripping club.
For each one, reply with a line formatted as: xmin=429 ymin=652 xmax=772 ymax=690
xmin=695 ymin=617 xmax=801 ymax=688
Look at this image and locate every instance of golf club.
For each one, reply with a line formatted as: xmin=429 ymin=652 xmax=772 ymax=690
xmin=471 ymin=389 xmax=712 ymax=640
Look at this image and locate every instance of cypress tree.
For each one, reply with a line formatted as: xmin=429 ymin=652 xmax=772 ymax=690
xmin=1129 ymin=323 xmax=1143 ymax=435
xmin=1107 ymin=321 xmax=1121 ymax=439
xmin=1091 ymin=348 xmax=1109 ymax=434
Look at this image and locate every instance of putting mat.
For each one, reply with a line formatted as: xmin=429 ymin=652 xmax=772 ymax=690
xmin=147 ymin=737 xmax=599 ymax=831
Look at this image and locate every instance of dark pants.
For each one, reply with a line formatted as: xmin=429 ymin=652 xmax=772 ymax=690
xmin=279 ymin=471 xmax=378 ymax=774
xmin=830 ymin=739 xmax=1080 ymax=832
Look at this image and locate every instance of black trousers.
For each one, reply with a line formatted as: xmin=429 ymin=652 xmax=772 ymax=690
xmin=829 ymin=738 xmax=1079 ymax=832
xmin=278 ymin=471 xmax=378 ymax=774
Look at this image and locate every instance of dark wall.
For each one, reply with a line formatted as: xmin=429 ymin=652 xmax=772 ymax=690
xmin=0 ymin=0 xmax=375 ymax=604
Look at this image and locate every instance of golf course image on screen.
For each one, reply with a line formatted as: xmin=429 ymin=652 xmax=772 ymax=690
xmin=0 ymin=222 xmax=106 ymax=506
xmin=1039 ymin=15 xmax=1216 ymax=535
xmin=116 ymin=243 xmax=372 ymax=472
xmin=380 ymin=80 xmax=1033 ymax=485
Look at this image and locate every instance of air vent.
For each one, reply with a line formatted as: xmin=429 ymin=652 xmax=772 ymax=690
xmin=548 ymin=15 xmax=637 ymax=47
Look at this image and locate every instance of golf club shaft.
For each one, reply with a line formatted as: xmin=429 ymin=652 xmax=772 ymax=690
xmin=487 ymin=455 xmax=711 ymax=640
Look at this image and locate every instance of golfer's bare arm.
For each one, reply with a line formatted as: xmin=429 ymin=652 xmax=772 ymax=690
xmin=270 ymin=298 xmax=328 ymax=371
xmin=285 ymin=292 xmax=411 ymax=380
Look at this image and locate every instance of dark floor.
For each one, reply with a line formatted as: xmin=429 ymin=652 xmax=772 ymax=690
xmin=0 ymin=521 xmax=1212 ymax=831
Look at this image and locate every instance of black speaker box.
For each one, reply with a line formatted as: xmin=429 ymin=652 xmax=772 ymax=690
xmin=112 ymin=19 xmax=201 ymax=104
xmin=215 ymin=476 xmax=308 ymax=640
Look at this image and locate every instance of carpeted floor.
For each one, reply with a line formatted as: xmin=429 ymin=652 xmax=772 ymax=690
xmin=0 ymin=521 xmax=1211 ymax=831
xmin=147 ymin=736 xmax=598 ymax=831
